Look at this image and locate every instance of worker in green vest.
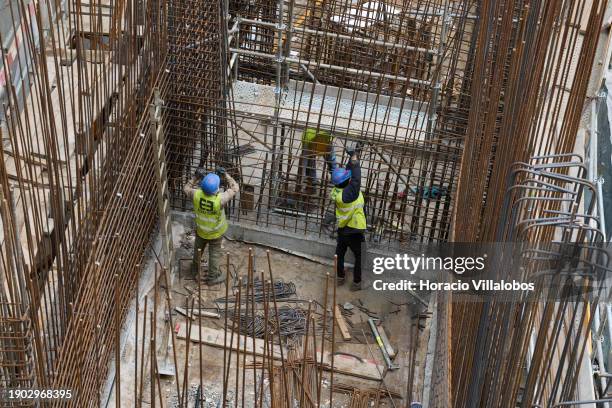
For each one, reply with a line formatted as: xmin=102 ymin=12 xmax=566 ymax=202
xmin=330 ymin=143 xmax=366 ymax=291
xmin=184 ymin=166 xmax=239 ymax=284
xmin=302 ymin=127 xmax=337 ymax=184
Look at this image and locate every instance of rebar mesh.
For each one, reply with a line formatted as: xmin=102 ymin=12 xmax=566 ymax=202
xmin=0 ymin=0 xmax=608 ymax=404
xmin=163 ymin=0 xmax=476 ymax=246
xmin=0 ymin=0 xmax=167 ymax=401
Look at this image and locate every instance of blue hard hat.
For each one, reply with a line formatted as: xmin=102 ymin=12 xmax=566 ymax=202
xmin=200 ymin=173 xmax=220 ymax=195
xmin=331 ymin=168 xmax=351 ymax=186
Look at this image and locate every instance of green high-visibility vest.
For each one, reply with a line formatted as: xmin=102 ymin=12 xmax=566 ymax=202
xmin=303 ymin=128 xmax=332 ymax=155
xmin=193 ymin=189 xmax=228 ymax=239
xmin=303 ymin=128 xmax=331 ymax=143
xmin=331 ymin=187 xmax=366 ymax=230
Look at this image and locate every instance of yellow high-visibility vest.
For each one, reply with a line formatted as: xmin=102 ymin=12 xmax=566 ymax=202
xmin=303 ymin=128 xmax=332 ymax=155
xmin=331 ymin=187 xmax=366 ymax=230
xmin=193 ymin=189 xmax=228 ymax=239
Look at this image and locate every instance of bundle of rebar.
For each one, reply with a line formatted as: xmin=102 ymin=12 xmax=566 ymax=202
xmin=232 ymin=305 xmax=307 ymax=338
xmin=217 ymin=278 xmax=297 ymax=304
xmin=236 ymin=278 xmax=297 ymax=302
xmin=219 ymin=249 xmax=340 ymax=408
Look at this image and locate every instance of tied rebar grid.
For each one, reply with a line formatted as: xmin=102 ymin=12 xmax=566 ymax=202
xmin=0 ymin=0 xmax=168 ymax=402
xmin=451 ymin=155 xmax=612 ymax=408
xmin=48 ymin=77 xmax=170 ymax=406
xmin=447 ymin=0 xmax=610 ymax=405
xmin=214 ymin=251 xmax=402 ymax=408
xmin=0 ymin=0 xmax=609 ymax=405
xmin=165 ymin=0 xmax=477 ymax=246
xmin=165 ymin=0 xmax=238 ymax=206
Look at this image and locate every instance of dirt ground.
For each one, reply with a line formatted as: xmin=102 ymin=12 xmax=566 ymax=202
xmin=112 ymin=221 xmax=432 ymax=407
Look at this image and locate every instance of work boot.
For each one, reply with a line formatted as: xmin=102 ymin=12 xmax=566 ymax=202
xmin=350 ymin=281 xmax=362 ymax=292
xmin=337 ymin=275 xmax=346 ymax=286
xmin=188 ymin=263 xmax=199 ymax=280
xmin=206 ymin=273 xmax=226 ymax=286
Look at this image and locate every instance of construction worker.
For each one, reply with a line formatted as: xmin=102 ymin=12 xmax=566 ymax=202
xmin=330 ymin=144 xmax=366 ymax=291
xmin=301 ymin=127 xmax=337 ymax=185
xmin=184 ymin=166 xmax=239 ymax=284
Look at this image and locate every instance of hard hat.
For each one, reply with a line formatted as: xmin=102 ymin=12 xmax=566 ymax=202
xmin=200 ymin=173 xmax=220 ymax=195
xmin=331 ymin=168 xmax=351 ymax=186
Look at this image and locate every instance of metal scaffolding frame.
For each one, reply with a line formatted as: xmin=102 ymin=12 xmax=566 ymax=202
xmin=166 ymin=0 xmax=475 ymax=246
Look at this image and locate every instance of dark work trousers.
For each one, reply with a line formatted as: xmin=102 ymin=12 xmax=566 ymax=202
xmin=336 ymin=233 xmax=365 ymax=283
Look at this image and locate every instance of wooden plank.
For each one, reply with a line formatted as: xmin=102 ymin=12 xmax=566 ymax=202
xmin=176 ymin=323 xmax=382 ymax=380
xmin=335 ymin=305 xmax=352 ymax=341
xmin=177 ymin=322 xmax=283 ymax=359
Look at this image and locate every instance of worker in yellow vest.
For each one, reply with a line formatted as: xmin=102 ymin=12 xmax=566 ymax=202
xmin=184 ymin=166 xmax=239 ymax=284
xmin=330 ymin=143 xmax=366 ymax=291
xmin=302 ymin=127 xmax=337 ymax=185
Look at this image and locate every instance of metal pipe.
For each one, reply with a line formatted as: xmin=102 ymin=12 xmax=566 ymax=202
xmin=596 ymin=178 xmax=607 ymax=241
xmin=228 ymin=47 xmax=431 ymax=86
xmin=299 ymin=63 xmax=319 ymax=84
xmin=548 ymin=399 xmax=612 ymax=407
xmin=236 ymin=17 xmax=436 ymax=54
xmin=589 ymin=96 xmax=609 ymax=406
xmin=367 ymin=318 xmax=399 ymax=370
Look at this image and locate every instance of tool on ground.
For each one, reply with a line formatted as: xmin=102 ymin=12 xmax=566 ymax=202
xmin=377 ymin=323 xmax=396 ymax=358
xmin=368 ymin=318 xmax=399 ymax=370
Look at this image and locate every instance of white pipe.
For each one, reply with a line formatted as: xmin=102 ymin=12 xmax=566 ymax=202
xmin=229 ymin=47 xmax=431 ymax=86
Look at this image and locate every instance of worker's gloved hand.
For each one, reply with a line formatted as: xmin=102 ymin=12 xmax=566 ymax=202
xmin=354 ymin=141 xmax=363 ymax=155
xmin=195 ymin=168 xmax=206 ymax=179
xmin=345 ymin=143 xmax=356 ymax=156
xmin=345 ymin=141 xmax=363 ymax=157
xmin=215 ymin=166 xmax=226 ymax=177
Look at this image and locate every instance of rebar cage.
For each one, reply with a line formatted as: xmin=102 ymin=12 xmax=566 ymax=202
xmin=166 ymin=0 xmax=477 ymax=246
xmin=0 ymin=0 xmax=609 ymax=403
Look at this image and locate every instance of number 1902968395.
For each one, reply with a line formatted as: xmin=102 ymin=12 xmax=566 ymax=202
xmin=2 ymin=389 xmax=74 ymax=401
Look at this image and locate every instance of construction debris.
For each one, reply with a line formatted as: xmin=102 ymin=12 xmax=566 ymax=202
xmin=175 ymin=306 xmax=221 ymax=320
xmin=332 ymin=382 xmax=402 ymax=400
xmin=335 ymin=305 xmax=352 ymax=341
xmin=168 ymin=384 xmax=234 ymax=408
